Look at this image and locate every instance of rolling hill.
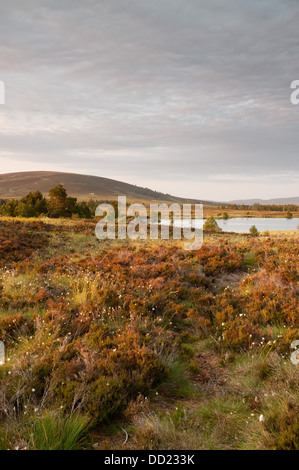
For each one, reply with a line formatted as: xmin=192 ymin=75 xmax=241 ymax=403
xmin=228 ymin=196 xmax=299 ymax=205
xmin=0 ymin=171 xmax=215 ymax=205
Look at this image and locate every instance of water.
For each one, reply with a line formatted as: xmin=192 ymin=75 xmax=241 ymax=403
xmin=160 ymin=217 xmax=298 ymax=233
xmin=215 ymin=217 xmax=298 ymax=233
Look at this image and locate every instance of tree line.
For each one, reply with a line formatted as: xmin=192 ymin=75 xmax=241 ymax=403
xmin=0 ymin=185 xmax=100 ymax=219
xmin=219 ymin=203 xmax=298 ymax=212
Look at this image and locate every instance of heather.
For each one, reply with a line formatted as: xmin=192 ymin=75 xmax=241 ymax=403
xmin=0 ymin=218 xmax=298 ymax=450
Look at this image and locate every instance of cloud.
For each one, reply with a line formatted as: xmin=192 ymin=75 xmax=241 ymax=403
xmin=0 ymin=0 xmax=298 ymax=199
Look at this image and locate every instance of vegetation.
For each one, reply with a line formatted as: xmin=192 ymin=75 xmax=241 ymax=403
xmin=25 ymin=412 xmax=91 ymax=450
xmin=223 ymin=203 xmax=299 ymax=213
xmin=0 ymin=186 xmax=100 ymax=219
xmin=249 ymin=225 xmax=259 ymax=236
xmin=0 ymin=218 xmax=297 ymax=450
xmin=204 ymin=205 xmax=299 ymax=219
xmin=0 ymin=183 xmax=298 ymax=221
xmin=203 ymin=217 xmax=222 ymax=232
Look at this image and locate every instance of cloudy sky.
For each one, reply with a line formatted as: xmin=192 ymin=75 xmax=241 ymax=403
xmin=0 ymin=0 xmax=298 ymax=200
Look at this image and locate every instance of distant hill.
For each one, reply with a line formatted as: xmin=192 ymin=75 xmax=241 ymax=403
xmin=228 ymin=197 xmax=299 ymax=205
xmin=0 ymin=171 xmax=215 ymax=205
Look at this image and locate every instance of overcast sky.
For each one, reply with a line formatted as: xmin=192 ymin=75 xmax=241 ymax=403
xmin=0 ymin=0 xmax=298 ymax=200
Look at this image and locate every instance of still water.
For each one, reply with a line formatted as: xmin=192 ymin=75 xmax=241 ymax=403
xmin=162 ymin=217 xmax=298 ymax=233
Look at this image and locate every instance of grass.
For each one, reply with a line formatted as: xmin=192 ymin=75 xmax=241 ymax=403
xmin=27 ymin=412 xmax=91 ymax=450
xmin=0 ymin=218 xmax=298 ymax=450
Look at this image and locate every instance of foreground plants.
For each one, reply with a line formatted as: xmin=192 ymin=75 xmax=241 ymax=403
xmin=0 ymin=218 xmax=298 ymax=450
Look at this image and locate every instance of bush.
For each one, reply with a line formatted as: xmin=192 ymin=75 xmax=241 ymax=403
xmin=249 ymin=225 xmax=259 ymax=236
xmin=203 ymin=217 xmax=222 ymax=232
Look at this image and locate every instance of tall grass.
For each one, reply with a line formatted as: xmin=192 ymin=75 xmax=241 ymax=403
xmin=28 ymin=412 xmax=91 ymax=450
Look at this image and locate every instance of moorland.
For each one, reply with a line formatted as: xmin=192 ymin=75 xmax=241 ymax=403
xmin=0 ymin=217 xmax=298 ymax=450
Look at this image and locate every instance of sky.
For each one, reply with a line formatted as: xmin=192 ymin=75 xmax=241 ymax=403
xmin=0 ymin=0 xmax=299 ymax=201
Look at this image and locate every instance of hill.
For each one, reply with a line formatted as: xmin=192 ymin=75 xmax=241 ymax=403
xmin=228 ymin=196 xmax=299 ymax=205
xmin=0 ymin=171 xmax=214 ymax=205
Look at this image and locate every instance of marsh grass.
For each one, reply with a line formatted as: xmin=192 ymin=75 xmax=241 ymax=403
xmin=26 ymin=412 xmax=91 ymax=450
xmin=159 ymin=357 xmax=196 ymax=399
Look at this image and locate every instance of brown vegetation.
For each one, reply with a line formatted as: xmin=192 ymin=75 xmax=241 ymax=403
xmin=0 ymin=219 xmax=298 ymax=450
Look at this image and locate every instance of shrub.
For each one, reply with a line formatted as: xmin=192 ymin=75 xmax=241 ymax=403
xmin=203 ymin=217 xmax=222 ymax=232
xmin=249 ymin=225 xmax=259 ymax=236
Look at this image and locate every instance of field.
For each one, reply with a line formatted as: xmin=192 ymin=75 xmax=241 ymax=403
xmin=0 ymin=218 xmax=298 ymax=450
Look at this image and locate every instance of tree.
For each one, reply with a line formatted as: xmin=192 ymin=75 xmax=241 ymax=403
xmin=72 ymin=201 xmax=92 ymax=219
xmin=0 ymin=199 xmax=19 ymax=217
xmin=47 ymin=185 xmax=77 ymax=218
xmin=249 ymin=225 xmax=259 ymax=236
xmin=286 ymin=210 xmax=293 ymax=219
xmin=203 ymin=217 xmax=222 ymax=232
xmin=17 ymin=191 xmax=47 ymax=217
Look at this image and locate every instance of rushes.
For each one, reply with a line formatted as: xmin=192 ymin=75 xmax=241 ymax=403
xmin=27 ymin=412 xmax=91 ymax=450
